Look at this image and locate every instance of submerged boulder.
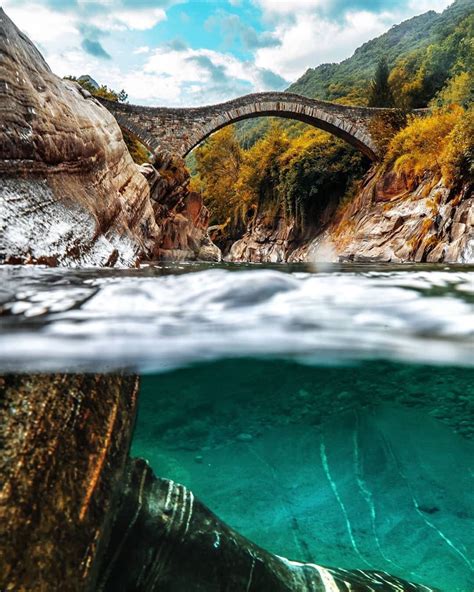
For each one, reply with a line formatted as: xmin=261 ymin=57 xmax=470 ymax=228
xmin=98 ymin=458 xmax=439 ymax=592
xmin=0 ymin=374 xmax=139 ymax=591
xmin=0 ymin=8 xmax=160 ymax=266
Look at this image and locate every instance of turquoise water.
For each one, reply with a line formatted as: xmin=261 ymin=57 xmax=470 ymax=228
xmin=132 ymin=359 xmax=474 ymax=592
xmin=1 ymin=262 xmax=473 ymax=590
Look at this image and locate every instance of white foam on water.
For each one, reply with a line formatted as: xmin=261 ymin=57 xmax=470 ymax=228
xmin=0 ymin=264 xmax=473 ymax=372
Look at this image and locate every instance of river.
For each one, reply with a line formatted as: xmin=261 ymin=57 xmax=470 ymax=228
xmin=1 ymin=261 xmax=473 ymax=591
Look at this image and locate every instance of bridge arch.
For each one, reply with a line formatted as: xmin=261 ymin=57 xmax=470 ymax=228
xmin=98 ymin=92 xmax=394 ymax=162
xmin=183 ymin=97 xmax=379 ymax=160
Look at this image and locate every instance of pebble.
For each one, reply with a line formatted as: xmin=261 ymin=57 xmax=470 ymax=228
xmin=236 ymin=433 xmax=253 ymax=442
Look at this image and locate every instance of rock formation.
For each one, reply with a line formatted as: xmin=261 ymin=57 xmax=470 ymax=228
xmin=330 ymin=170 xmax=473 ymax=264
xmin=0 ymin=9 xmax=219 ymax=267
xmin=140 ymin=156 xmax=221 ymax=262
xmin=0 ymin=8 xmax=161 ymax=266
xmin=97 ymin=458 xmax=439 ymax=592
xmin=0 ymin=374 xmax=139 ymax=591
xmin=227 ymin=215 xmax=306 ymax=263
xmin=228 ymin=169 xmax=473 ymax=264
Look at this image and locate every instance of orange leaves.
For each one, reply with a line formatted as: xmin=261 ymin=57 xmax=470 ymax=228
xmin=386 ymin=106 xmax=466 ymax=183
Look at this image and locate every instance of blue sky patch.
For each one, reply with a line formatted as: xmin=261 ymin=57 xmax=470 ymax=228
xmin=2 ymin=0 xmax=453 ymax=105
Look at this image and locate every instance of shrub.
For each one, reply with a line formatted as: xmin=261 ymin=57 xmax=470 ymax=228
xmin=442 ymin=106 xmax=474 ymax=184
xmin=385 ymin=106 xmax=466 ymax=182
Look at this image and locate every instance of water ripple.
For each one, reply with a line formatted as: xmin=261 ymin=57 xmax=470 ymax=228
xmin=0 ymin=263 xmax=472 ymax=372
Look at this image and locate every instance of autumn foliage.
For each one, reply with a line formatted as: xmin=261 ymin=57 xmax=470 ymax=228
xmin=386 ymin=105 xmax=473 ymax=184
xmin=192 ymin=124 xmax=368 ymax=236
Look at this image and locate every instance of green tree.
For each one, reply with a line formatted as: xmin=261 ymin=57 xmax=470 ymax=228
xmin=433 ymin=71 xmax=474 ymax=109
xmin=277 ymin=130 xmax=368 ymax=229
xmin=368 ymin=58 xmax=395 ymax=107
xmin=64 ymin=76 xmax=128 ymax=103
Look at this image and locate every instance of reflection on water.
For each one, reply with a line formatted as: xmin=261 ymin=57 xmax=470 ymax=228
xmin=133 ymin=359 xmax=474 ymax=592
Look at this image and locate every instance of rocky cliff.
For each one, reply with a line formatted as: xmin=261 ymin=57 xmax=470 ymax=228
xmin=0 ymin=8 xmax=161 ymax=266
xmin=140 ymin=156 xmax=221 ymax=262
xmin=228 ymin=168 xmax=473 ymax=264
xmin=0 ymin=9 xmax=218 ymax=267
xmin=328 ymin=169 xmax=473 ymax=263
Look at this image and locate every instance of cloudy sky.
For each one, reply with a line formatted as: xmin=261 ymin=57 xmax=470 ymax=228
xmin=2 ymin=0 xmax=453 ymax=106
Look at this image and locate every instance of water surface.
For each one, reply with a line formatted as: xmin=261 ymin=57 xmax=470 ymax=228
xmin=1 ymin=262 xmax=472 ymax=371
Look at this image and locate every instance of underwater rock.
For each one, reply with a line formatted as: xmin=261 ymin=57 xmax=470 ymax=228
xmin=0 ymin=373 xmax=139 ymax=591
xmin=237 ymin=432 xmax=253 ymax=441
xmin=0 ymin=9 xmax=160 ymax=266
xmin=97 ymin=458 xmax=438 ymax=592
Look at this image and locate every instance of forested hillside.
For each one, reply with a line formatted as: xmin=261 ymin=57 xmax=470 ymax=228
xmin=190 ymin=0 xmax=473 ymax=250
xmin=289 ymin=0 xmax=473 ymax=105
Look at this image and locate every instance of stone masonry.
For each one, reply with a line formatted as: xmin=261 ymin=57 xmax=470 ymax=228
xmin=98 ymin=92 xmax=404 ymax=161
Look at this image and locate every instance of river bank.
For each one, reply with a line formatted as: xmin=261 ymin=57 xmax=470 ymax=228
xmin=227 ymin=167 xmax=473 ymax=264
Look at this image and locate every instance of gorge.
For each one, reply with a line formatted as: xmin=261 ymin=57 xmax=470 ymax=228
xmin=1 ymin=1 xmax=473 ymax=268
xmin=1 ymin=2 xmax=473 ymax=592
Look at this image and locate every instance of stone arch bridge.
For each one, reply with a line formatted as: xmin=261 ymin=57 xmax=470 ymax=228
xmin=99 ymin=92 xmax=397 ymax=162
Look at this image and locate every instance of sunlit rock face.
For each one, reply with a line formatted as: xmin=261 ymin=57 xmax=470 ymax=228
xmin=140 ymin=156 xmax=221 ymax=262
xmin=0 ymin=8 xmax=160 ymax=266
xmin=329 ymin=170 xmax=473 ymax=264
xmin=228 ymin=169 xmax=473 ymax=264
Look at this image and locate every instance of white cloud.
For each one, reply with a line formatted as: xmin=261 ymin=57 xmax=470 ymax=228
xmin=253 ymin=0 xmax=327 ymax=18
xmin=407 ymin=0 xmax=452 ymax=12
xmin=3 ymin=0 xmax=167 ymax=41
xmin=254 ymin=9 xmax=398 ymax=81
xmin=2 ymin=2 xmax=77 ymax=44
xmin=130 ymin=46 xmax=284 ymax=105
xmin=93 ymin=8 xmax=167 ymax=31
xmin=254 ymin=0 xmax=452 ymax=19
xmin=133 ymin=45 xmax=151 ymax=54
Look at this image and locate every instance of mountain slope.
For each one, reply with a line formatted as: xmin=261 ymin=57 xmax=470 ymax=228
xmin=288 ymin=0 xmax=473 ymax=102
